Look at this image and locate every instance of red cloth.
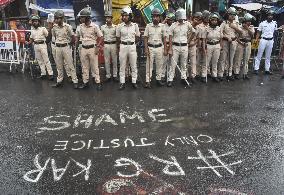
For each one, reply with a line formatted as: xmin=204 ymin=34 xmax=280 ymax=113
xmin=0 ymin=0 xmax=15 ymax=8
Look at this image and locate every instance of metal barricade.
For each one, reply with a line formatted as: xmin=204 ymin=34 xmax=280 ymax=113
xmin=0 ymin=30 xmax=20 ymax=72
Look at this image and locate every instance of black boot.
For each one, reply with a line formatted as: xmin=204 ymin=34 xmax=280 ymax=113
xmin=119 ymin=83 xmax=125 ymax=90
xmin=97 ymin=83 xmax=103 ymax=91
xmin=73 ymin=83 xmax=79 ymax=89
xmin=201 ymin=77 xmax=206 ymax=83
xmin=51 ymin=82 xmax=63 ymax=88
xmin=113 ymin=77 xmax=119 ymax=82
xmin=79 ymin=82 xmax=89 ymax=89
xmin=265 ymin=71 xmax=273 ymax=75
xmin=67 ymin=76 xmax=73 ymax=83
xmin=234 ymin=74 xmax=240 ymax=80
xmin=144 ymin=82 xmax=151 ymax=89
xmin=167 ymin=81 xmax=173 ymax=87
xmin=212 ymin=77 xmax=220 ymax=83
xmin=48 ymin=75 xmax=54 ymax=81
xmin=253 ymin=70 xmax=259 ymax=75
xmin=37 ymin=75 xmax=46 ymax=79
xmin=243 ymin=74 xmax=250 ymax=80
xmin=132 ymin=83 xmax=138 ymax=89
xmin=218 ymin=77 xmax=224 ymax=82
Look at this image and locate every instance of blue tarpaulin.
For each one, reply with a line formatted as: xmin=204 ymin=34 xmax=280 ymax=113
xmin=36 ymin=0 xmax=73 ymax=9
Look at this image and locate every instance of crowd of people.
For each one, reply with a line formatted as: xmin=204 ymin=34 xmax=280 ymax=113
xmin=27 ymin=6 xmax=284 ymax=91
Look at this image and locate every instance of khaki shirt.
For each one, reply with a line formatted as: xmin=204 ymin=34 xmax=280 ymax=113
xmin=143 ymin=23 xmax=164 ymax=45
xmin=220 ymin=21 xmax=239 ymax=39
xmin=238 ymin=25 xmax=255 ymax=40
xmin=169 ymin=21 xmax=195 ymax=43
xmin=116 ymin=22 xmax=140 ymax=42
xmin=77 ymin=22 xmax=103 ymax=45
xmin=206 ymin=26 xmax=223 ymax=42
xmin=163 ymin=23 xmax=171 ymax=43
xmin=198 ymin=23 xmax=209 ymax=39
xmin=30 ymin=27 xmax=48 ymax=42
xmin=101 ymin=24 xmax=117 ymax=42
xmin=52 ymin=23 xmax=74 ymax=44
xmin=189 ymin=22 xmax=201 ymax=45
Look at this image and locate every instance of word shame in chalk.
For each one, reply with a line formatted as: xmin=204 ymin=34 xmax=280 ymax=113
xmin=53 ymin=137 xmax=156 ymax=151
xmin=38 ymin=108 xmax=172 ymax=132
xmin=23 ymin=150 xmax=242 ymax=183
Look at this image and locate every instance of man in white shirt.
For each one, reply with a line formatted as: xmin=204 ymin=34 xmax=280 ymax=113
xmin=254 ymin=10 xmax=278 ymax=75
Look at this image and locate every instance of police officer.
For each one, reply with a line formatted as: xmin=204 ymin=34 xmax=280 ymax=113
xmin=76 ymin=6 xmax=103 ymax=90
xmin=143 ymin=8 xmax=166 ymax=88
xmin=162 ymin=12 xmax=175 ymax=81
xmin=167 ymin=8 xmax=195 ymax=87
xmin=29 ymin=15 xmax=54 ymax=80
xmin=204 ymin=13 xmax=223 ymax=83
xmin=101 ymin=11 xmax=118 ymax=82
xmin=52 ymin=10 xmax=78 ymax=88
xmin=116 ymin=6 xmax=140 ymax=90
xmin=198 ymin=10 xmax=211 ymax=81
xmin=218 ymin=7 xmax=242 ymax=81
xmin=235 ymin=13 xmax=255 ymax=80
xmin=254 ymin=10 xmax=277 ymax=75
xmin=188 ymin=12 xmax=202 ymax=83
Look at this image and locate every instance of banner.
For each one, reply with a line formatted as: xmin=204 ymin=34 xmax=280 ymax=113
xmin=141 ymin=0 xmax=166 ymax=23
xmin=72 ymin=0 xmax=105 ymax=26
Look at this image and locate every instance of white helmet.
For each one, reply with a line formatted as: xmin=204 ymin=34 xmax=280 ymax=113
xmin=121 ymin=6 xmax=132 ymax=15
xmin=175 ymin=8 xmax=186 ymax=20
xmin=47 ymin=13 xmax=54 ymax=23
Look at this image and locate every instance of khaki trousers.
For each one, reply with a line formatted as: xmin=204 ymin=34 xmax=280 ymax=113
xmin=218 ymin=40 xmax=237 ymax=77
xmin=34 ymin=44 xmax=53 ymax=76
xmin=119 ymin=44 xmax=137 ymax=84
xmin=145 ymin=46 xmax=163 ymax=82
xmin=188 ymin=45 xmax=197 ymax=78
xmin=80 ymin=47 xmax=100 ymax=84
xmin=205 ymin=44 xmax=221 ymax=78
xmin=104 ymin=43 xmax=118 ymax=78
xmin=168 ymin=45 xmax=188 ymax=82
xmin=235 ymin=42 xmax=252 ymax=75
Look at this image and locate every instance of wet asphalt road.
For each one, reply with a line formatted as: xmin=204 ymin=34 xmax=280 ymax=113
xmin=0 ymin=68 xmax=284 ymax=195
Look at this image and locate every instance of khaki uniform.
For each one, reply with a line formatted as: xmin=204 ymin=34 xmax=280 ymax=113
xmin=235 ymin=25 xmax=254 ymax=75
xmin=101 ymin=24 xmax=118 ymax=79
xmin=162 ymin=23 xmax=171 ymax=79
xmin=77 ymin=22 xmax=103 ymax=84
xmin=30 ymin=27 xmax=53 ymax=76
xmin=197 ymin=23 xmax=209 ymax=76
xmin=52 ymin=23 xmax=78 ymax=83
xmin=144 ymin=23 xmax=165 ymax=82
xmin=188 ymin=22 xmax=201 ymax=78
xmin=168 ymin=21 xmax=195 ymax=81
xmin=116 ymin=22 xmax=140 ymax=84
xmin=75 ymin=25 xmax=83 ymax=59
xmin=218 ymin=21 xmax=239 ymax=77
xmin=205 ymin=26 xmax=223 ymax=78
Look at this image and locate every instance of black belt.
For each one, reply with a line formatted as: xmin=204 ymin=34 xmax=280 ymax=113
xmin=82 ymin=44 xmax=95 ymax=49
xmin=173 ymin=42 xmax=187 ymax=46
xmin=34 ymin=41 xmax=45 ymax=44
xmin=104 ymin=41 xmax=116 ymax=44
xmin=56 ymin=43 xmax=68 ymax=47
xmin=223 ymin=37 xmax=237 ymax=41
xmin=207 ymin=41 xmax=220 ymax=45
xmin=240 ymin=39 xmax=251 ymax=43
xmin=121 ymin=41 xmax=135 ymax=45
xmin=79 ymin=41 xmax=82 ymax=44
xmin=262 ymin=37 xmax=273 ymax=41
xmin=148 ymin=43 xmax=162 ymax=48
xmin=52 ymin=42 xmax=55 ymax=45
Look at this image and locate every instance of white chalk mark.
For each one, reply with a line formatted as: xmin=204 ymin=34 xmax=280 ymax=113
xmin=197 ymin=134 xmax=213 ymax=143
xmin=149 ymin=154 xmax=185 ymax=176
xmin=114 ymin=157 xmax=142 ymax=177
xmin=148 ymin=109 xmax=172 ymax=123
xmin=73 ymin=114 xmax=94 ymax=128
xmin=23 ymin=154 xmax=50 ymax=183
xmin=53 ymin=141 xmax=68 ymax=151
xmin=71 ymin=141 xmax=86 ymax=151
xmin=38 ymin=115 xmax=71 ymax=132
xmin=103 ymin=178 xmax=135 ymax=193
xmin=110 ymin=139 xmax=121 ymax=148
xmin=51 ymin=159 xmax=70 ymax=181
xmin=93 ymin=140 xmax=110 ymax=149
xmin=188 ymin=150 xmax=242 ymax=177
xmin=164 ymin=136 xmax=175 ymax=146
xmin=120 ymin=111 xmax=145 ymax=124
xmin=124 ymin=137 xmax=135 ymax=147
xmin=183 ymin=136 xmax=198 ymax=146
xmin=95 ymin=114 xmax=118 ymax=126
xmin=135 ymin=138 xmax=155 ymax=147
xmin=71 ymin=158 xmax=92 ymax=181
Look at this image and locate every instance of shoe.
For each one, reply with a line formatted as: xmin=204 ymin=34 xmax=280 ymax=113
xmin=191 ymin=78 xmax=197 ymax=84
xmin=156 ymin=80 xmax=165 ymax=86
xmin=67 ymin=76 xmax=73 ymax=83
xmin=48 ymin=75 xmax=54 ymax=81
xmin=253 ymin=70 xmax=259 ymax=75
xmin=243 ymin=74 xmax=250 ymax=80
xmin=144 ymin=82 xmax=151 ymax=89
xmin=51 ymin=82 xmax=63 ymax=88
xmin=113 ymin=77 xmax=119 ymax=82
xmin=73 ymin=83 xmax=79 ymax=89
xmin=227 ymin=76 xmax=234 ymax=81
xmin=212 ymin=77 xmax=220 ymax=83
xmin=37 ymin=75 xmax=46 ymax=79
xmin=281 ymin=75 xmax=284 ymax=79
xmin=207 ymin=74 xmax=212 ymax=78
xmin=201 ymin=77 xmax=206 ymax=83
xmin=167 ymin=81 xmax=173 ymax=87
xmin=105 ymin=78 xmax=111 ymax=83
xmin=97 ymin=83 xmax=103 ymax=91
xmin=132 ymin=83 xmax=138 ymax=89
xmin=79 ymin=82 xmax=89 ymax=89
xmin=218 ymin=77 xmax=224 ymax=82
xmin=234 ymin=74 xmax=240 ymax=80
xmin=265 ymin=71 xmax=273 ymax=75
xmin=181 ymin=79 xmax=191 ymax=86
xmin=119 ymin=83 xmax=125 ymax=90
xmin=195 ymin=75 xmax=201 ymax=81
